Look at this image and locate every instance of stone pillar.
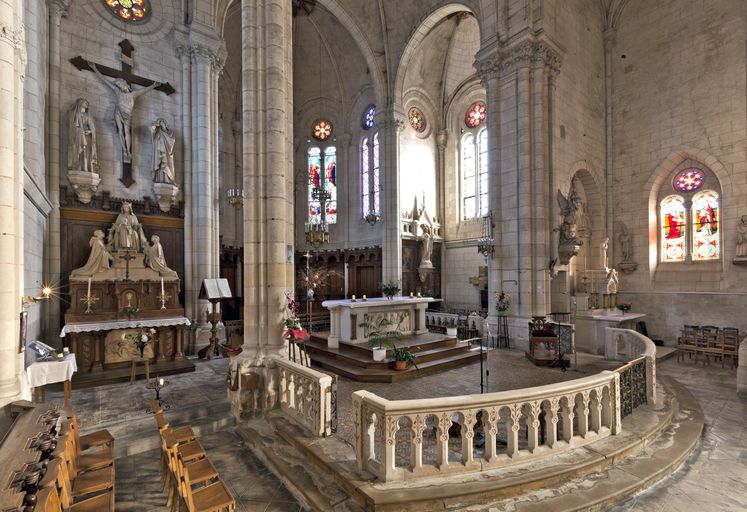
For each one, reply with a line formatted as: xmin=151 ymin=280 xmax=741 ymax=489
xmin=377 ymin=108 xmax=405 ymax=285
xmin=176 ymin=43 xmax=194 ymax=320
xmin=43 ymin=0 xmax=68 ymax=343
xmin=239 ymin=0 xmax=294 ymax=363
xmin=436 ymin=129 xmax=448 ymax=296
xmin=0 ymin=0 xmax=26 ymax=406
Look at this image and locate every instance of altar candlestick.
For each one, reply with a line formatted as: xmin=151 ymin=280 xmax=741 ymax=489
xmin=86 ymin=278 xmax=91 ymax=296
xmin=351 ymin=295 xmax=356 ymax=301
xmin=159 ymin=377 xmax=164 ymax=386
xmin=161 ymin=278 xmax=165 ymax=296
xmin=410 ymin=292 xmax=414 ymax=297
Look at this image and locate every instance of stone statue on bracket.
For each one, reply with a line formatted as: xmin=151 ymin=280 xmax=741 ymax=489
xmin=734 ymin=215 xmax=747 ymax=265
xmin=70 ymin=230 xmax=113 ymax=277
xmin=554 ymin=182 xmax=585 ymax=266
xmin=151 ymin=118 xmax=180 ymax=212
xmin=108 ymin=201 xmax=146 ymax=253
xmin=617 ymin=221 xmax=638 ymax=273
xmin=144 ymin=235 xmax=177 ymax=277
xmin=67 ymin=98 xmax=101 ymax=204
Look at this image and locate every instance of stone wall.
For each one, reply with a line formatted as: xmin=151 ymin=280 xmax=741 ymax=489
xmin=610 ymin=0 xmax=747 ymax=341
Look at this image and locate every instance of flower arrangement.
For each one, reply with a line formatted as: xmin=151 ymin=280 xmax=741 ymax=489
xmin=380 ymin=280 xmax=401 ymax=299
xmin=495 ymin=291 xmax=510 ymax=313
xmin=123 ymin=305 xmax=139 ymax=318
xmin=283 ymin=290 xmax=309 ymax=340
xmin=617 ymin=303 xmax=632 ymax=313
xmin=124 ymin=325 xmax=157 ymax=358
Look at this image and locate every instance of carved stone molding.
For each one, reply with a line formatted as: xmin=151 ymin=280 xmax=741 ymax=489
xmin=67 ymin=171 xmax=101 ymax=204
xmin=46 ymin=0 xmax=70 ymax=23
xmin=475 ymin=39 xmax=564 ymax=81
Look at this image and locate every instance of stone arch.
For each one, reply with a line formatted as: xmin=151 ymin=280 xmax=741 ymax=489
xmin=645 ymin=147 xmax=730 ymax=273
xmin=566 ymin=161 xmax=605 ymax=269
xmin=393 ymin=2 xmax=483 ymax=110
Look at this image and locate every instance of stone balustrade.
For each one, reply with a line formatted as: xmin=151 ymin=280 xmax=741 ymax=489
xmin=352 ymin=371 xmax=621 ymax=482
xmin=275 ymin=357 xmax=333 ymax=437
xmin=605 ymin=327 xmax=657 ymax=405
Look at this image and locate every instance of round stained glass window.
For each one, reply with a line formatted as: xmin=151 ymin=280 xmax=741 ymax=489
xmin=408 ymin=107 xmax=426 ymax=133
xmin=465 ymin=101 xmax=487 ymax=128
xmin=103 ymin=0 xmax=150 ymax=22
xmin=312 ymin=120 xmax=334 ymax=141
xmin=673 ymin=168 xmax=705 ymax=192
xmin=362 ymin=105 xmax=376 ymax=130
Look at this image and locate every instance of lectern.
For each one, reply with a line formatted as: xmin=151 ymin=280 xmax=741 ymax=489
xmin=199 ymin=278 xmax=232 ymax=359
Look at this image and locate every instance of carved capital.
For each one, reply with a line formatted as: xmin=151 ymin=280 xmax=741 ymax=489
xmin=436 ymin=130 xmax=448 ymax=151
xmin=46 ymin=0 xmax=70 ymax=24
xmin=0 ymin=20 xmax=27 ymax=71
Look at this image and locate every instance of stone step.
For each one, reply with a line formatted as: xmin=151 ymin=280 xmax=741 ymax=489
xmin=304 ymin=339 xmax=471 ymax=368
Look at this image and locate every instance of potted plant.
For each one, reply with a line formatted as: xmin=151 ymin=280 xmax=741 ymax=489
xmin=125 ymin=325 xmax=157 ymax=358
xmin=617 ymin=303 xmax=632 ymax=314
xmin=446 ymin=318 xmax=458 ymax=337
xmin=380 ymin=280 xmax=401 ymax=300
xmin=496 ymin=291 xmax=510 ymax=316
xmin=282 ymin=291 xmax=309 ymax=341
xmin=392 ymin=345 xmax=418 ymax=370
xmin=359 ymin=317 xmax=401 ymax=361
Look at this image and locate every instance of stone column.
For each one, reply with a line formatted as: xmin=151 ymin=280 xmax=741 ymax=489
xmin=0 ymin=0 xmax=26 ymax=406
xmin=436 ymin=129 xmax=448 ymax=296
xmin=239 ymin=0 xmax=294 ymax=363
xmin=377 ymin=108 xmax=405 ymax=285
xmin=43 ymin=0 xmax=68 ymax=343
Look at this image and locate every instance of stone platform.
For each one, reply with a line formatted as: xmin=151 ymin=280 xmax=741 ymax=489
xmin=305 ymin=331 xmax=483 ymax=382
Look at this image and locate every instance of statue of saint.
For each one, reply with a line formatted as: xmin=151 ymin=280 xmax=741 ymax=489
xmin=108 ymin=202 xmax=146 ymax=252
xmin=557 ymin=184 xmax=585 ymax=247
xmin=71 ymin=230 xmax=113 ymax=276
xmin=601 ymin=237 xmax=610 ymax=270
xmin=68 ymin=98 xmax=98 ymax=173
xmin=90 ymin=62 xmax=160 ymax=163
xmin=736 ymin=215 xmax=747 ymax=258
xmin=420 ymin=224 xmax=434 ymax=269
xmin=151 ymin=118 xmax=176 ymax=185
xmin=144 ymin=235 xmax=176 ymax=276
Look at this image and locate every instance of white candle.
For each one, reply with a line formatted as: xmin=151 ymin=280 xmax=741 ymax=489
xmin=159 ymin=377 xmax=164 ymax=386
xmin=161 ymin=278 xmax=165 ymax=296
xmin=417 ymin=292 xmax=421 ymax=297
xmin=351 ymin=295 xmax=356 ymax=301
xmin=410 ymin=292 xmax=414 ymax=297
xmin=362 ymin=294 xmax=367 ymax=301
xmin=87 ymin=278 xmax=91 ymax=296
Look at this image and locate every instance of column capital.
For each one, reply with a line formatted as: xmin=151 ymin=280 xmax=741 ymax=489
xmin=436 ymin=130 xmax=448 ymax=151
xmin=493 ymin=39 xmax=563 ymax=76
xmin=46 ymin=0 xmax=70 ymax=24
xmin=375 ymin=109 xmax=406 ymax=132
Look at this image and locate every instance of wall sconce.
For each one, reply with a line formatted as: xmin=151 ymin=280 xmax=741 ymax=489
xmin=227 ymin=188 xmax=244 ymax=208
xmin=22 ymin=285 xmax=53 ymax=310
xmin=364 ymin=212 xmax=380 ymax=226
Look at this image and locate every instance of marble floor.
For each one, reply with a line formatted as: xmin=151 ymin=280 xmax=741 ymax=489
xmin=45 ymin=350 xmax=745 ymax=511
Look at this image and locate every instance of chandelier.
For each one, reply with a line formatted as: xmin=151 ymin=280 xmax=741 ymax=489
xmin=364 ymin=212 xmax=380 ymax=226
xmin=226 ymin=187 xmax=243 ymax=208
xmin=477 ymin=210 xmax=495 ymax=258
xmin=305 ymin=186 xmax=331 ymax=247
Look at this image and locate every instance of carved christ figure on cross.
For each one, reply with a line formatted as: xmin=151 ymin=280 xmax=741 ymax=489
xmin=90 ymin=62 xmax=160 ymax=163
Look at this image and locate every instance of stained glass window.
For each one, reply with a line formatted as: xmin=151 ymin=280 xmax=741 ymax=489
xmin=462 ymin=133 xmax=476 ymax=219
xmin=313 ymin=120 xmax=333 ymax=141
xmin=660 ymin=195 xmax=686 ymax=262
xmin=372 ymin=133 xmax=380 ymax=215
xmin=408 ymin=107 xmax=426 ymax=133
xmin=465 ymin=101 xmax=487 ymax=128
xmin=461 ymin=128 xmax=489 ymax=219
xmin=478 ymin=128 xmax=489 ymax=216
xmin=361 ymin=138 xmax=370 ymax=217
xmin=362 ymin=106 xmax=376 ymax=130
xmin=307 ymin=146 xmax=337 ymax=225
xmin=102 ymin=0 xmax=150 ymax=22
xmin=691 ymin=190 xmax=719 ymax=261
xmin=673 ymin=168 xmax=705 ymax=192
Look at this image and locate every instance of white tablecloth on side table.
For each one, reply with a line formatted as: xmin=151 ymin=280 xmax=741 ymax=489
xmin=27 ymin=354 xmax=78 ymax=388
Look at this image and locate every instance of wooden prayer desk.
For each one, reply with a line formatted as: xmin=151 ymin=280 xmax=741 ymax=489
xmin=526 ymin=336 xmax=560 ymax=366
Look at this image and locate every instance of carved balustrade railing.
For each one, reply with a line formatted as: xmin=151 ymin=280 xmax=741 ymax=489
xmin=605 ymin=327 xmax=657 ymax=408
xmin=352 ymin=371 xmax=622 ymax=482
xmin=275 ymin=357 xmax=333 ymax=437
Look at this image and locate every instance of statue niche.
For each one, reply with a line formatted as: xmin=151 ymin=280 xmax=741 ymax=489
xmin=67 ymin=98 xmax=101 ymax=204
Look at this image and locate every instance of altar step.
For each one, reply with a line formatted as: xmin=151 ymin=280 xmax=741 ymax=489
xmin=71 ymin=359 xmax=195 ymax=389
xmin=305 ymin=333 xmax=483 ymax=382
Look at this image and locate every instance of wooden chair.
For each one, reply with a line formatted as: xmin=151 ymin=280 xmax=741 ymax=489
xmin=156 ymin=420 xmax=210 ymax=490
xmin=67 ymin=415 xmax=114 ymax=473
xmin=162 ymin=430 xmax=221 ymax=510
xmin=175 ymin=451 xmax=235 ymax=512
xmin=677 ymin=325 xmax=699 ymax=363
xmin=66 ymin=410 xmax=114 ymax=452
xmin=41 ymin=457 xmax=115 ymax=512
xmin=151 ymin=399 xmax=197 ymax=444
xmin=57 ymin=428 xmax=115 ymax=500
xmin=699 ymin=326 xmax=721 ymax=365
xmin=722 ymin=328 xmax=740 ymax=369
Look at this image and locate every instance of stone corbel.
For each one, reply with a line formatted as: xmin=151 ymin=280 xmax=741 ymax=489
xmin=153 ymin=182 xmax=179 ymax=213
xmin=67 ymin=170 xmax=101 ymax=204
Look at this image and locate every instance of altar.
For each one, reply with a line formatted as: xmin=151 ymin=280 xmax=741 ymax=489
xmin=574 ymin=311 xmax=646 ymax=355
xmin=321 ymin=297 xmax=435 ymax=348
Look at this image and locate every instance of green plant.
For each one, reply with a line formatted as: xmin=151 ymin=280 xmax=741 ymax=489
xmin=360 ymin=317 xmax=402 ymax=349
xmin=617 ymin=303 xmax=632 ymax=313
xmin=392 ymin=345 xmax=418 ymax=369
xmin=448 ymin=318 xmax=456 ymax=327
xmin=380 ymin=280 xmax=401 ymax=299
xmin=123 ymin=305 xmax=139 ymax=317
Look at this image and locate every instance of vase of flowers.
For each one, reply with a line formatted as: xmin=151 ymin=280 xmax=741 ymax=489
xmin=496 ymin=291 xmax=510 ymax=315
xmin=380 ymin=280 xmax=401 ymax=300
xmin=125 ymin=325 xmax=157 ymax=358
xmin=123 ymin=305 xmax=139 ymax=320
xmin=283 ymin=291 xmax=309 ymax=341
xmin=617 ymin=303 xmax=632 ymax=314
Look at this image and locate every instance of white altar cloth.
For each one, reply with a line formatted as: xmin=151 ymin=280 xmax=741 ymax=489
xmin=60 ymin=316 xmax=191 ymax=337
xmin=27 ymin=354 xmax=77 ymax=388
xmin=321 ymin=296 xmax=435 ymax=349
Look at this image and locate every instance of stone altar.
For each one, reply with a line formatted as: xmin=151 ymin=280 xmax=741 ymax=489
xmin=321 ymin=297 xmax=435 ymax=349
xmin=574 ymin=311 xmax=646 ymax=355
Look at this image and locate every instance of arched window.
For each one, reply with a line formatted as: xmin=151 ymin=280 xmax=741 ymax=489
xmin=461 ymin=126 xmax=489 ymax=220
xmin=308 ymin=145 xmax=337 ymax=225
xmin=102 ymin=0 xmax=151 ymax=22
xmin=658 ymin=165 xmax=720 ymax=262
xmin=361 ymin=125 xmax=380 ymax=219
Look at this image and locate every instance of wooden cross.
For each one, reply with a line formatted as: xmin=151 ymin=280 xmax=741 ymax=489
xmin=120 ymin=251 xmax=136 ymax=281
xmin=70 ymin=39 xmax=175 ymax=188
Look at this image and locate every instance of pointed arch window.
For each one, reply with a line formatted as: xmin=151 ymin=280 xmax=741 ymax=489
xmin=461 ymin=127 xmax=489 ymax=219
xmin=658 ymin=166 xmax=720 ymax=263
xmin=361 ymin=132 xmax=380 ymax=218
xmin=308 ymin=145 xmax=337 ymax=224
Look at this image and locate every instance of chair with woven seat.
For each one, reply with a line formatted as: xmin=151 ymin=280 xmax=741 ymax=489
xmin=677 ymin=325 xmax=699 ymax=363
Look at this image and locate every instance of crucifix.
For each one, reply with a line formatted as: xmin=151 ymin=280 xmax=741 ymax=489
xmin=120 ymin=251 xmax=136 ymax=282
xmin=70 ymin=39 xmax=175 ymax=188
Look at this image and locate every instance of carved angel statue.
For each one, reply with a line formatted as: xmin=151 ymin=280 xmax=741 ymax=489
xmin=68 ymin=98 xmax=98 ymax=173
xmin=151 ymin=118 xmax=176 ymax=185
xmin=71 ymin=230 xmax=113 ymax=277
xmin=557 ymin=184 xmax=585 ymax=247
xmin=736 ymin=215 xmax=747 ymax=258
xmin=144 ymin=235 xmax=177 ymax=276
